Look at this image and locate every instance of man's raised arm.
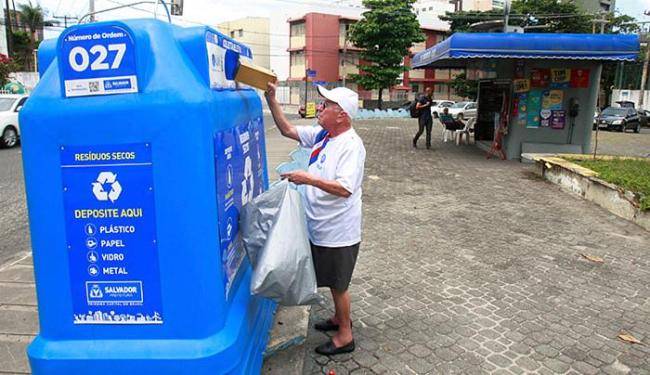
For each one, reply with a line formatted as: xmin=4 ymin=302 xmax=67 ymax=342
xmin=265 ymin=82 xmax=300 ymax=141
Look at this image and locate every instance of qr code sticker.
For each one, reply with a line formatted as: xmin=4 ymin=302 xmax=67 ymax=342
xmin=89 ymin=81 xmax=100 ymax=92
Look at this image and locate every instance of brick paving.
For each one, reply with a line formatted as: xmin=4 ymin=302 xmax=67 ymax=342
xmin=303 ymin=119 xmax=650 ymax=374
xmin=1 ymin=116 xmax=649 ymax=374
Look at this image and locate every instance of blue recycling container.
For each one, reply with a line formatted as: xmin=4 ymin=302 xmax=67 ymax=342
xmin=21 ymin=19 xmax=275 ymax=374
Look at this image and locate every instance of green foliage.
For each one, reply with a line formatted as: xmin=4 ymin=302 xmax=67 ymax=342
xmin=441 ymin=0 xmax=592 ymax=33
xmin=11 ymin=31 xmax=35 ymax=71
xmin=439 ymin=10 xmax=503 ymax=33
xmin=449 ymin=72 xmax=477 ymax=100
xmin=569 ymin=158 xmax=650 ymax=211
xmin=18 ymin=0 xmax=45 ymax=42
xmin=511 ymin=0 xmax=592 ymax=33
xmin=606 ymin=13 xmax=640 ymax=34
xmin=348 ymin=0 xmax=424 ymax=108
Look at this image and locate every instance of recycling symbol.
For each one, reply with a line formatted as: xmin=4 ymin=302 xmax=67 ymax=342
xmin=241 ymin=156 xmax=254 ymax=205
xmin=92 ymin=171 xmax=122 ymax=203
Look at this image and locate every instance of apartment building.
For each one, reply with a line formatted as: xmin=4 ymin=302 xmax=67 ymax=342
xmin=287 ymin=12 xmax=460 ymax=104
xmin=565 ymin=0 xmax=615 ymax=13
xmin=217 ymin=17 xmax=271 ymax=70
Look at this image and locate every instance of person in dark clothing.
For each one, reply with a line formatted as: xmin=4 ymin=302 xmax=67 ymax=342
xmin=413 ymin=87 xmax=433 ymax=149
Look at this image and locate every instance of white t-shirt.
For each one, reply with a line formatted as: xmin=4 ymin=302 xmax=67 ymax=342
xmin=296 ymin=125 xmax=366 ymax=247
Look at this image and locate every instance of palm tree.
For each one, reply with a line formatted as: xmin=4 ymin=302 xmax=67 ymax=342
xmin=17 ymin=1 xmax=53 ymax=71
xmin=18 ymin=1 xmax=44 ymax=48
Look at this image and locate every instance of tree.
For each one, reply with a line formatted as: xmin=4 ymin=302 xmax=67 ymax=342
xmin=18 ymin=1 xmax=45 ymax=47
xmin=511 ymin=0 xmax=592 ymax=33
xmin=11 ymin=30 xmax=36 ymax=71
xmin=348 ymin=0 xmax=424 ymax=109
xmin=449 ymin=72 xmax=477 ymax=100
xmin=16 ymin=1 xmax=52 ymax=70
xmin=440 ymin=0 xmax=592 ymax=33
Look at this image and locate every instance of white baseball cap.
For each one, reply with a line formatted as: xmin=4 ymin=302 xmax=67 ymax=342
xmin=316 ymin=85 xmax=358 ymax=118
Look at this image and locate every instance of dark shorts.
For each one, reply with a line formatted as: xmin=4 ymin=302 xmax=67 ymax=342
xmin=310 ymin=242 xmax=360 ymax=291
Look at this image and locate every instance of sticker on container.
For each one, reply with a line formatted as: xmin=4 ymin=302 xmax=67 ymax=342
xmin=206 ymin=31 xmax=253 ymax=90
xmin=214 ymin=118 xmax=267 ymax=299
xmin=59 ymin=24 xmax=138 ymax=98
xmin=61 ymin=143 xmax=163 ymax=324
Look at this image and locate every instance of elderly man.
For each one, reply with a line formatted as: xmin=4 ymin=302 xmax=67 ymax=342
xmin=265 ymin=83 xmax=366 ymax=356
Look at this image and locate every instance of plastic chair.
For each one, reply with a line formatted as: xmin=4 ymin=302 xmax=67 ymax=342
xmin=454 ymin=117 xmax=476 ymax=145
xmin=439 ymin=118 xmax=455 ymax=143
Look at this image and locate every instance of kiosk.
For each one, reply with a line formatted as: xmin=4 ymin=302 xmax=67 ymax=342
xmin=412 ymin=33 xmax=640 ymax=160
xmin=21 ymin=19 xmax=275 ymax=374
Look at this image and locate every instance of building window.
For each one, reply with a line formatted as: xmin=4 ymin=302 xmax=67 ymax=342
xmin=411 ymin=84 xmax=419 ymax=93
xmin=290 ymin=52 xmax=305 ymax=66
xmin=290 ymin=22 xmax=305 ymax=37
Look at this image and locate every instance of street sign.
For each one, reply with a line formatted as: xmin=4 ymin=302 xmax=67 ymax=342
xmin=306 ymin=102 xmax=316 ymax=118
xmin=306 ymin=69 xmax=317 ymax=78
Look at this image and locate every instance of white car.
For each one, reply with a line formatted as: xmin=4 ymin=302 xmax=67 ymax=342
xmin=0 ymin=94 xmax=29 ymax=148
xmin=430 ymin=100 xmax=455 ymax=118
xmin=447 ymin=101 xmax=477 ymax=120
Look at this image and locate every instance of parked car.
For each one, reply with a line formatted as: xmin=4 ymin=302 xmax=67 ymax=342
xmin=595 ymin=106 xmax=641 ymax=133
xmin=638 ymin=109 xmax=649 ymax=128
xmin=0 ymin=94 xmax=29 ymax=148
xmin=446 ymin=101 xmax=477 ymax=120
xmin=430 ymin=100 xmax=455 ymax=118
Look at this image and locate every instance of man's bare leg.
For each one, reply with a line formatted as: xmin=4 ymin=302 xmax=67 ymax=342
xmin=330 ymin=288 xmax=353 ymax=347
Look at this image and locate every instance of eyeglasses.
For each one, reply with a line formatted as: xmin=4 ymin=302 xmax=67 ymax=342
xmin=321 ymin=101 xmax=339 ymax=110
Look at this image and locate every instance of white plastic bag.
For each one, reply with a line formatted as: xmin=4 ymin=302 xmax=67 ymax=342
xmin=240 ymin=180 xmax=319 ymax=305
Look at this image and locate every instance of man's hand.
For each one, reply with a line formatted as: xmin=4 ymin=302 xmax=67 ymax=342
xmin=265 ymin=82 xmax=277 ymax=102
xmin=281 ymin=170 xmax=314 ymax=185
xmin=265 ymin=82 xmax=300 ymax=141
xmin=281 ymin=171 xmax=352 ymax=198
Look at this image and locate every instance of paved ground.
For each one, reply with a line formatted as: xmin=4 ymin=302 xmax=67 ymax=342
xmin=302 ymin=119 xmax=650 ymax=374
xmin=0 ymin=116 xmax=649 ymax=374
xmin=589 ymin=128 xmax=650 ymax=158
xmin=0 ymin=147 xmax=31 ymax=266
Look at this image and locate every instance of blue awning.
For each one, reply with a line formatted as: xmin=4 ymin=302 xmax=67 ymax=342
xmin=412 ymin=33 xmax=640 ymax=68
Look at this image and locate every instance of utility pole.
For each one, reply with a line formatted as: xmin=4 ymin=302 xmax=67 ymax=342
xmin=592 ymin=12 xmax=607 ymax=34
xmin=53 ymin=15 xmax=78 ymax=28
xmin=503 ymin=0 xmax=510 ymax=33
xmin=89 ymin=0 xmax=95 ymax=22
xmin=342 ymin=25 xmax=347 ymax=87
xmin=304 ymin=67 xmax=308 ymax=112
xmin=639 ymin=38 xmax=649 ymax=108
xmin=4 ymin=0 xmax=13 ymax=57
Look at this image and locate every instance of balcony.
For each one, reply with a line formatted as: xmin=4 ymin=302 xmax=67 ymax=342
xmin=290 ymin=64 xmax=306 ymax=78
xmin=290 ymin=35 xmax=305 ymax=50
xmin=340 ymin=64 xmax=359 ymax=78
xmin=435 ymin=69 xmax=450 ymax=80
xmin=409 ymin=69 xmax=425 ymax=80
xmin=411 ymin=41 xmax=426 ymax=55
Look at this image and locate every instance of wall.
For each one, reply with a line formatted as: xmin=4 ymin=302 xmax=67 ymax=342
xmin=217 ymin=17 xmax=271 ymax=70
xmin=495 ymin=60 xmax=602 ymax=160
xmin=305 ymin=14 xmax=340 ymax=83
xmin=611 ymin=89 xmax=650 ymax=111
xmin=0 ymin=11 xmax=7 ymax=56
